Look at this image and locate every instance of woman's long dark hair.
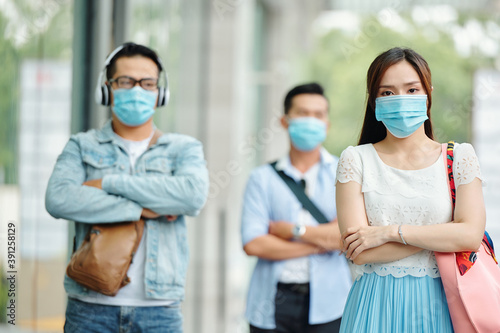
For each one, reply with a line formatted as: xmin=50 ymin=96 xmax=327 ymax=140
xmin=358 ymin=47 xmax=434 ymax=145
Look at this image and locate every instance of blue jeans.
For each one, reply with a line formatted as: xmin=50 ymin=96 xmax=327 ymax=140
xmin=64 ymin=298 xmax=183 ymax=333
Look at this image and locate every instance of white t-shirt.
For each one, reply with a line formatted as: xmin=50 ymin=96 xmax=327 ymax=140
xmin=279 ymin=162 xmax=320 ymax=283
xmin=336 ymin=143 xmax=483 ymax=280
xmin=74 ymin=132 xmax=174 ymax=306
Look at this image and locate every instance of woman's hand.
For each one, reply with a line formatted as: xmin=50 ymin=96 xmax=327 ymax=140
xmin=342 ymin=225 xmax=397 ymax=260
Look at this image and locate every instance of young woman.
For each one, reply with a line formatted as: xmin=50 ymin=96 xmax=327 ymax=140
xmin=336 ymin=47 xmax=485 ymax=332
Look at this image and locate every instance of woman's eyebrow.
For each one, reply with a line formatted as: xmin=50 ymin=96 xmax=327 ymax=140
xmin=378 ymin=81 xmax=421 ymax=89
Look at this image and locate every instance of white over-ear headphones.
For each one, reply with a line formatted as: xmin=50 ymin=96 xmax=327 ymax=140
xmin=94 ymin=43 xmax=170 ymax=107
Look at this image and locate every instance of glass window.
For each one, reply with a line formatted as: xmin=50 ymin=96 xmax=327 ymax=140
xmin=0 ymin=0 xmax=74 ymax=329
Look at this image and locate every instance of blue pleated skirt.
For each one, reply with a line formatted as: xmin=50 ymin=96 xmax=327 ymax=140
xmin=340 ymin=273 xmax=454 ymax=333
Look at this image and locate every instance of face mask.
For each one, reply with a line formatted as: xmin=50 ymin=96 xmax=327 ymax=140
xmin=375 ymin=95 xmax=428 ymax=138
xmin=112 ymin=86 xmax=158 ymax=126
xmin=288 ymin=117 xmax=327 ymax=151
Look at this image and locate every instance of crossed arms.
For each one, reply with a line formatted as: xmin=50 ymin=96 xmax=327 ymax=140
xmin=241 ymin=171 xmax=342 ymax=261
xmin=336 ymin=178 xmax=485 ymax=265
xmin=244 ymin=220 xmax=342 ymax=260
xmin=45 ymin=136 xmax=209 ymax=223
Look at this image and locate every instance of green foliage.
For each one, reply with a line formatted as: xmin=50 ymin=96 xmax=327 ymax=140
xmin=0 ymin=13 xmax=20 ymax=184
xmin=0 ymin=1 xmax=72 ymax=184
xmin=297 ymin=14 xmax=497 ymax=156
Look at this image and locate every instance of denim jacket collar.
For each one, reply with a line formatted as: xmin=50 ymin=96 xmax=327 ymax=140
xmin=96 ymin=119 xmax=171 ymax=149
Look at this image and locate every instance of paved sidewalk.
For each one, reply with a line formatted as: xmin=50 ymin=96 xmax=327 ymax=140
xmin=1 ymin=315 xmax=64 ymax=333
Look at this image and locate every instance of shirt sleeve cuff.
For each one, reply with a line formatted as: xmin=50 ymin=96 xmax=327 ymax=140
xmin=126 ymin=200 xmax=144 ymax=221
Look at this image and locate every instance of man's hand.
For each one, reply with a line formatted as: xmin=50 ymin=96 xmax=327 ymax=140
xmin=269 ymin=221 xmax=294 ymax=240
xmin=244 ymin=234 xmax=326 ymax=260
xmin=269 ymin=219 xmax=344 ymax=251
xmin=83 ymin=179 xmax=103 ymax=189
xmin=142 ymin=208 xmax=160 ymax=219
xmin=141 ymin=208 xmax=178 ymax=221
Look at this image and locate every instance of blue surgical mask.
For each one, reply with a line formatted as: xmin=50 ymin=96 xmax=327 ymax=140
xmin=375 ymin=95 xmax=428 ymax=138
xmin=288 ymin=117 xmax=327 ymax=151
xmin=112 ymin=86 xmax=158 ymax=126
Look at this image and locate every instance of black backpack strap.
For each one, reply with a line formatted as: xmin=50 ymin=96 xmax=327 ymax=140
xmin=270 ymin=161 xmax=329 ymax=224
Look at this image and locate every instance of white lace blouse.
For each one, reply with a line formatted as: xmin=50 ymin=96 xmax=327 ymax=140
xmin=336 ymin=143 xmax=482 ymax=279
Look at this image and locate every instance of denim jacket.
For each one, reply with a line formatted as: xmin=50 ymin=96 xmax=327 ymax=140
xmin=45 ymin=120 xmax=209 ymax=300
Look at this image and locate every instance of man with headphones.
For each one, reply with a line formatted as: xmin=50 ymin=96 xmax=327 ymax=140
xmin=45 ymin=42 xmax=209 ymax=332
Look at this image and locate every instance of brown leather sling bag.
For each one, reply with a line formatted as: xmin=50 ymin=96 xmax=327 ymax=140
xmin=66 ymin=220 xmax=145 ymax=296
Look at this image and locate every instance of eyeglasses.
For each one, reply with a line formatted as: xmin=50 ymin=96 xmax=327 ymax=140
xmin=109 ymin=76 xmax=158 ymax=91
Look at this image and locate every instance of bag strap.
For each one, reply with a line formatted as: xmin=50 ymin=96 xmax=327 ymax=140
xmin=269 ymin=161 xmax=329 ymax=224
xmin=442 ymin=141 xmax=471 ymax=275
xmin=441 ymin=141 xmax=498 ymax=274
xmin=442 ymin=141 xmax=456 ymax=217
xmin=148 ymin=129 xmax=163 ymax=148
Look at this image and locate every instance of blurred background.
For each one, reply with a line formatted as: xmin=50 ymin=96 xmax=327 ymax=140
xmin=0 ymin=0 xmax=499 ymax=332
